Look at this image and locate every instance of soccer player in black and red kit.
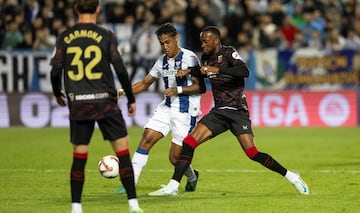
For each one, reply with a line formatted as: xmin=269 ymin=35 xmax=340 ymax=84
xmin=50 ymin=0 xmax=143 ymax=212
xmin=149 ymin=26 xmax=310 ymax=196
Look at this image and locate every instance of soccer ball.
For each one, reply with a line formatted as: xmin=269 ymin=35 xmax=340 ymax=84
xmin=98 ymin=155 xmax=119 ymax=178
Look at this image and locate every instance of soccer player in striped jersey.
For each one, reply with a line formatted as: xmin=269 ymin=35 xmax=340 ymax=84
xmin=149 ymin=26 xmax=309 ymax=196
xmin=50 ymin=0 xmax=142 ymax=212
xmin=117 ymin=23 xmax=205 ymax=195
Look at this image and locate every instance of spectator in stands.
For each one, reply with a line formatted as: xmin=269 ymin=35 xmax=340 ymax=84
xmin=307 ymin=29 xmax=324 ymax=49
xmin=33 ymin=26 xmax=56 ymax=50
xmin=350 ymin=4 xmax=360 ymax=37
xmin=1 ymin=19 xmax=22 ymax=50
xmin=53 ymin=0 xmax=66 ymax=21
xmin=345 ymin=28 xmax=360 ymax=50
xmin=31 ymin=15 xmax=44 ymax=34
xmin=236 ymin=31 xmax=252 ymax=62
xmin=39 ymin=1 xmax=54 ymax=26
xmin=280 ymin=15 xmax=298 ymax=49
xmin=108 ymin=3 xmax=127 ymax=23
xmin=185 ymin=0 xmax=215 ymax=53
xmin=325 ymin=28 xmax=346 ymax=51
xmin=2 ymin=0 xmax=20 ymax=20
xmin=252 ymin=0 xmax=268 ymax=14
xmin=298 ymin=10 xmax=320 ymax=42
xmin=1 ymin=0 xmax=360 ymax=53
xmin=219 ymin=25 xmax=233 ymax=46
xmin=223 ymin=0 xmax=245 ymax=44
xmin=16 ymin=27 xmax=33 ymax=49
xmin=172 ymin=0 xmax=187 ymax=18
xmin=323 ymin=4 xmax=342 ymax=32
xmin=241 ymin=19 xmax=255 ymax=43
xmin=268 ymin=0 xmax=285 ymax=27
xmin=290 ymin=3 xmax=304 ymax=27
xmin=132 ymin=2 xmax=149 ymax=30
xmin=24 ymin=0 xmax=40 ymax=23
xmin=312 ymin=9 xmax=325 ymax=39
xmin=207 ymin=0 xmax=226 ymax=27
xmin=258 ymin=13 xmax=283 ymax=48
xmin=64 ymin=5 xmax=77 ymax=27
xmin=50 ymin=17 xmax=64 ymax=37
xmin=292 ymin=30 xmax=308 ymax=49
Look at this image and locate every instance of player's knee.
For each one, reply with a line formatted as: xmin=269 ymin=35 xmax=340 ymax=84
xmin=139 ymin=136 xmax=155 ymax=150
xmin=245 ymin=146 xmax=258 ymax=159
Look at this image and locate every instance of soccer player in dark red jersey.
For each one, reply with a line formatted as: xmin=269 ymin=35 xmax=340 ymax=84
xmin=149 ymin=26 xmax=309 ymax=196
xmin=50 ymin=0 xmax=143 ymax=212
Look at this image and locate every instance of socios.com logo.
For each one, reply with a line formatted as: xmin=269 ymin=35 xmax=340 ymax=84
xmin=318 ymin=94 xmax=350 ymax=127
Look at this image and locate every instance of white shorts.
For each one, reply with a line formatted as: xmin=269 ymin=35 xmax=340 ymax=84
xmin=144 ymin=104 xmax=197 ymax=146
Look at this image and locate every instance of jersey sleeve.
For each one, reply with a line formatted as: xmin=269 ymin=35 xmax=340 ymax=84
xmin=186 ymin=53 xmax=201 ymax=68
xmin=50 ymin=39 xmax=64 ymax=69
xmin=219 ymin=47 xmax=249 ymax=78
xmin=50 ymin=38 xmax=65 ymax=97
xmin=108 ymin=32 xmax=123 ymax=63
xmin=148 ymin=57 xmax=163 ymax=78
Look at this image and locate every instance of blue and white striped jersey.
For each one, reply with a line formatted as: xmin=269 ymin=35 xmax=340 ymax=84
xmin=149 ymin=48 xmax=201 ymax=116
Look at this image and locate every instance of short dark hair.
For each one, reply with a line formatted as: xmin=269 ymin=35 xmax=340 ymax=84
xmin=156 ymin=23 xmax=178 ymax=38
xmin=75 ymin=0 xmax=99 ymax=14
xmin=202 ymin=26 xmax=221 ymax=38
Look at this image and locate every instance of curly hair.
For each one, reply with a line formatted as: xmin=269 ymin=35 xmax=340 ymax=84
xmin=155 ymin=23 xmax=178 ymax=38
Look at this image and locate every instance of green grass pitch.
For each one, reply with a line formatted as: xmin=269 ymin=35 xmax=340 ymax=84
xmin=0 ymin=127 xmax=359 ymax=213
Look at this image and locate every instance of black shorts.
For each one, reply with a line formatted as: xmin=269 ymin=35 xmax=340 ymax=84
xmin=70 ymin=113 xmax=128 ymax=145
xmin=199 ymin=108 xmax=253 ymax=137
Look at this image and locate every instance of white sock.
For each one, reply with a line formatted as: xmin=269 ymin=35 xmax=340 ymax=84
xmin=71 ymin=202 xmax=82 ymax=213
xmin=132 ymin=151 xmax=149 ymax=184
xmin=167 ymin=179 xmax=180 ymax=189
xmin=184 ymin=165 xmax=197 ymax=182
xmin=285 ymin=170 xmax=298 ymax=183
xmin=128 ymin=198 xmax=140 ymax=209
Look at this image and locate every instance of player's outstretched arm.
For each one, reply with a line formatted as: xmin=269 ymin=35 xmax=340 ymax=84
xmin=164 ymin=76 xmax=205 ymax=97
xmin=131 ymin=74 xmax=157 ymax=94
xmin=176 ymin=66 xmax=203 ymax=78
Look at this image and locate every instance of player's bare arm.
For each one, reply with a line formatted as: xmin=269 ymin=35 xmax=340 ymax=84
xmin=117 ymin=74 xmax=157 ymax=98
xmin=176 ymin=69 xmax=191 ymax=77
xmin=132 ymin=74 xmax=157 ymax=94
xmin=164 ymin=76 xmax=205 ymax=97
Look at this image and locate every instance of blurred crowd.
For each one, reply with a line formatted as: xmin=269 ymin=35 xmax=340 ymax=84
xmin=1 ymin=0 xmax=360 ymax=53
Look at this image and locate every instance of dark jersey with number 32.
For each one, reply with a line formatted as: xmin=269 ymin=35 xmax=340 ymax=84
xmin=51 ymin=23 xmax=133 ymax=120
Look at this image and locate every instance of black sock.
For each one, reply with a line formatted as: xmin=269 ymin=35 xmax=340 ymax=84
xmin=252 ymin=152 xmax=287 ymax=176
xmin=172 ymin=143 xmax=194 ymax=182
xmin=70 ymin=157 xmax=87 ymax=203
xmin=117 ymin=151 xmax=136 ymax=199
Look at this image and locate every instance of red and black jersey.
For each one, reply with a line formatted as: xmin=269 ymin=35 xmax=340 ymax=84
xmin=50 ymin=23 xmax=134 ymax=120
xmin=202 ymin=45 xmax=250 ymax=111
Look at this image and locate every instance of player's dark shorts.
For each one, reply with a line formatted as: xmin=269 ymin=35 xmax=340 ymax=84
xmin=70 ymin=112 xmax=128 ymax=145
xmin=199 ymin=108 xmax=253 ymax=137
